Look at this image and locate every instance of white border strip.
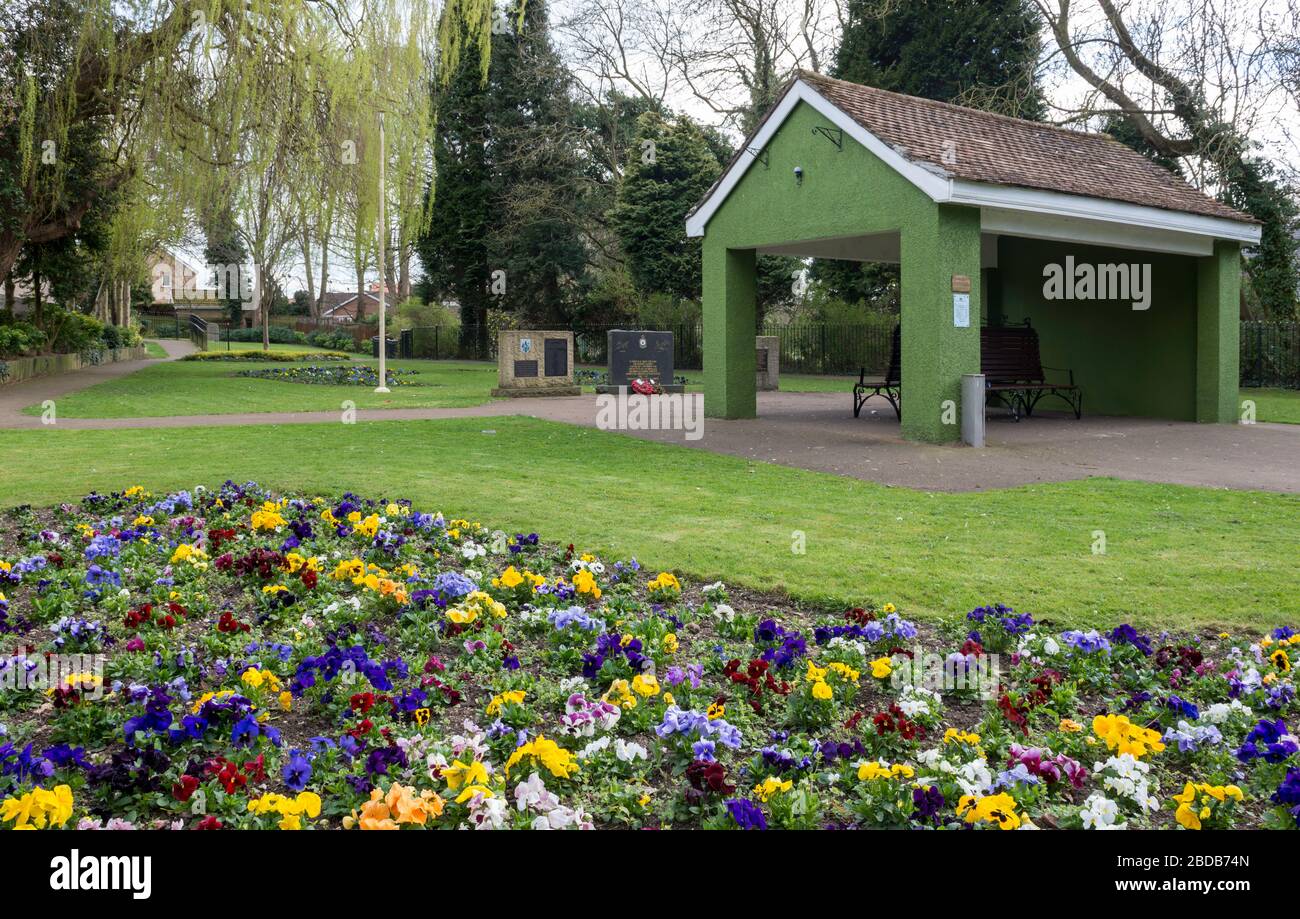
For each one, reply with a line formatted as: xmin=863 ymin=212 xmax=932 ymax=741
xmin=684 ymin=78 xmax=1261 ymax=248
xmin=952 ymin=181 xmax=1260 ymax=246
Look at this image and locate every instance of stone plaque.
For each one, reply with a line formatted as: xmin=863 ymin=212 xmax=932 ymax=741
xmin=543 ymin=338 xmax=567 ymax=377
xmin=492 ymin=330 xmax=580 ymax=398
xmin=756 ymin=335 xmax=780 ymax=391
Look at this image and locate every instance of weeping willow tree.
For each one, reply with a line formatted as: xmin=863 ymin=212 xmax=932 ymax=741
xmin=1 ymin=0 xmax=507 ymax=344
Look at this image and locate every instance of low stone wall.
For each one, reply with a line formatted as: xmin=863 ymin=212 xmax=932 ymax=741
xmin=0 ymin=345 xmax=148 ymax=386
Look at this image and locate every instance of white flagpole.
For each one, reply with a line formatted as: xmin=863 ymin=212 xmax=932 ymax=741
xmin=374 ymin=110 xmax=390 ymax=393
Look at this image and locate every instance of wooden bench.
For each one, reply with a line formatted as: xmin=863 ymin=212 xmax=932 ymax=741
xmin=853 ymin=325 xmax=901 ymax=418
xmin=981 ymin=324 xmax=1082 ymax=421
xmin=852 ymin=323 xmax=1082 ymax=421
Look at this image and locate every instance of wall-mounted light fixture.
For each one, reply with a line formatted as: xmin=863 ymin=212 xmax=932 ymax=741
xmin=793 ymin=166 xmax=803 ymax=186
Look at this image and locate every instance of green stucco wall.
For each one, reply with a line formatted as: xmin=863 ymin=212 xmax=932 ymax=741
xmin=1196 ymin=241 xmax=1241 ymax=423
xmin=699 ymin=97 xmax=1243 ymax=438
xmin=989 ymin=237 xmax=1241 ymax=422
xmin=991 ymin=237 xmax=1200 ymax=420
xmin=701 ymin=100 xmax=981 ymax=442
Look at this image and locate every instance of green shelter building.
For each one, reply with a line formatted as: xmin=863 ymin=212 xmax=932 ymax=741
xmin=687 ymin=72 xmax=1262 ymax=443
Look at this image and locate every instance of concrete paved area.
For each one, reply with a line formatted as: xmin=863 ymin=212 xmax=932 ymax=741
xmin=1 ymin=350 xmax=1295 ymax=493
xmin=541 ymin=391 xmax=1300 ymax=494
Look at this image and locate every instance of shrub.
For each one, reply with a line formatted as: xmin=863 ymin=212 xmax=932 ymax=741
xmin=396 ymin=297 xmax=459 ymax=331
xmin=101 ymin=325 xmax=141 ymax=350
xmin=0 ymin=322 xmax=47 ymax=358
xmin=305 ymin=329 xmax=359 ymax=352
xmin=0 ymin=315 xmax=138 ymax=358
xmin=221 ymin=325 xmax=307 ymax=344
xmin=41 ymin=308 xmax=105 ymax=355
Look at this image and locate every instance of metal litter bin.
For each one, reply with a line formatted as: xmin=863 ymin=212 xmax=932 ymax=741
xmin=371 ymin=336 xmax=397 ymax=359
xmin=961 ymin=373 xmax=986 ymax=448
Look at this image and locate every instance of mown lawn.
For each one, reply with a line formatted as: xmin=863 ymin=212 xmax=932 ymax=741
xmin=35 ymin=354 xmax=855 ymax=419
xmin=38 ymin=348 xmax=1290 ymax=423
xmin=1242 ymin=387 xmax=1300 ymax=424
xmin=672 ymin=368 xmax=854 ymax=394
xmin=0 ymin=417 xmax=1294 ymax=632
xmin=25 ymin=357 xmax=500 ymax=417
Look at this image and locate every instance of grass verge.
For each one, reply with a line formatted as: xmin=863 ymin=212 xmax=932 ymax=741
xmin=0 ymin=416 xmax=1293 ymax=632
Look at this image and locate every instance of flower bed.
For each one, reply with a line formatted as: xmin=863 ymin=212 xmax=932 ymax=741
xmin=182 ymin=350 xmax=352 ymax=363
xmin=235 ymin=365 xmax=420 ymax=387
xmin=0 ymin=483 xmax=1296 ymax=831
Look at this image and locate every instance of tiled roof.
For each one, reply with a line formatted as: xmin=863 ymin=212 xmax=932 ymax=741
xmin=695 ymin=72 xmax=1257 ymax=226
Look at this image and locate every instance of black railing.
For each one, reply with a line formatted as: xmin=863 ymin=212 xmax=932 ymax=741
xmin=188 ymin=314 xmax=209 ymax=351
xmin=1241 ymin=321 xmax=1300 ymax=389
xmin=402 ymin=320 xmax=893 ymax=375
xmin=356 ymin=317 xmax=1300 ymax=388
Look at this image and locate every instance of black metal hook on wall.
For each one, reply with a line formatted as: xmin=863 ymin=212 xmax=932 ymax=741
xmin=811 ymin=126 xmax=843 ymax=150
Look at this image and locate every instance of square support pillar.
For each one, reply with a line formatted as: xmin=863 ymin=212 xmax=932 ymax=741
xmin=1196 ymin=240 xmax=1241 ymax=423
xmin=703 ymin=243 xmax=757 ymax=418
xmin=899 ymin=205 xmax=982 ymax=443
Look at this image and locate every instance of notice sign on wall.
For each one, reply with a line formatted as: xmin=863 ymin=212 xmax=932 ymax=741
xmin=953 ymin=293 xmax=970 ymax=328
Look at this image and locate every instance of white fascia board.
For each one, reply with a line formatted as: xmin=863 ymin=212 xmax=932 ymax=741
xmin=684 ymin=80 xmax=951 ymax=238
xmin=951 ymin=180 xmax=1260 ymax=247
xmin=979 ymin=209 xmax=1215 ymax=257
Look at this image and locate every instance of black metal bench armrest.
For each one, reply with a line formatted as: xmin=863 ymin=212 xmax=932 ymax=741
xmin=1040 ymin=366 xmax=1075 ymax=385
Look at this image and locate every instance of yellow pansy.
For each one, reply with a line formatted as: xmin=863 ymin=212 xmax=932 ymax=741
xmin=857 ymin=761 xmax=915 ymax=781
xmin=505 ymin=736 xmax=579 ymax=779
xmin=486 ymin=689 xmax=526 ymax=716
xmin=646 ymin=572 xmax=680 ymax=595
xmin=828 ymin=661 xmax=860 ymax=682
xmin=631 ymin=673 xmax=660 ymax=697
xmin=1093 ymin=714 xmax=1165 ymax=759
xmin=956 ymin=793 xmax=1021 ymax=830
xmin=250 ymin=503 xmax=287 ymax=532
xmin=603 ymin=679 xmax=636 ymax=709
xmin=170 ymin=543 xmax=208 ymax=566
xmin=752 ymin=776 xmax=792 ymax=802
xmin=442 ymin=759 xmax=490 ymax=791
xmin=572 ymin=568 xmax=602 ymax=599
xmin=0 ymin=785 xmax=74 ymax=829
xmin=494 ymin=566 xmax=525 ymax=589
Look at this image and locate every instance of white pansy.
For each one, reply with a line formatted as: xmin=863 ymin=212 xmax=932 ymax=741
xmin=1080 ymin=793 xmax=1127 ymax=830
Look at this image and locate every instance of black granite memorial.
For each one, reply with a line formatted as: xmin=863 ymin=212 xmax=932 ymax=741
xmin=595 ymin=330 xmax=685 ymax=394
